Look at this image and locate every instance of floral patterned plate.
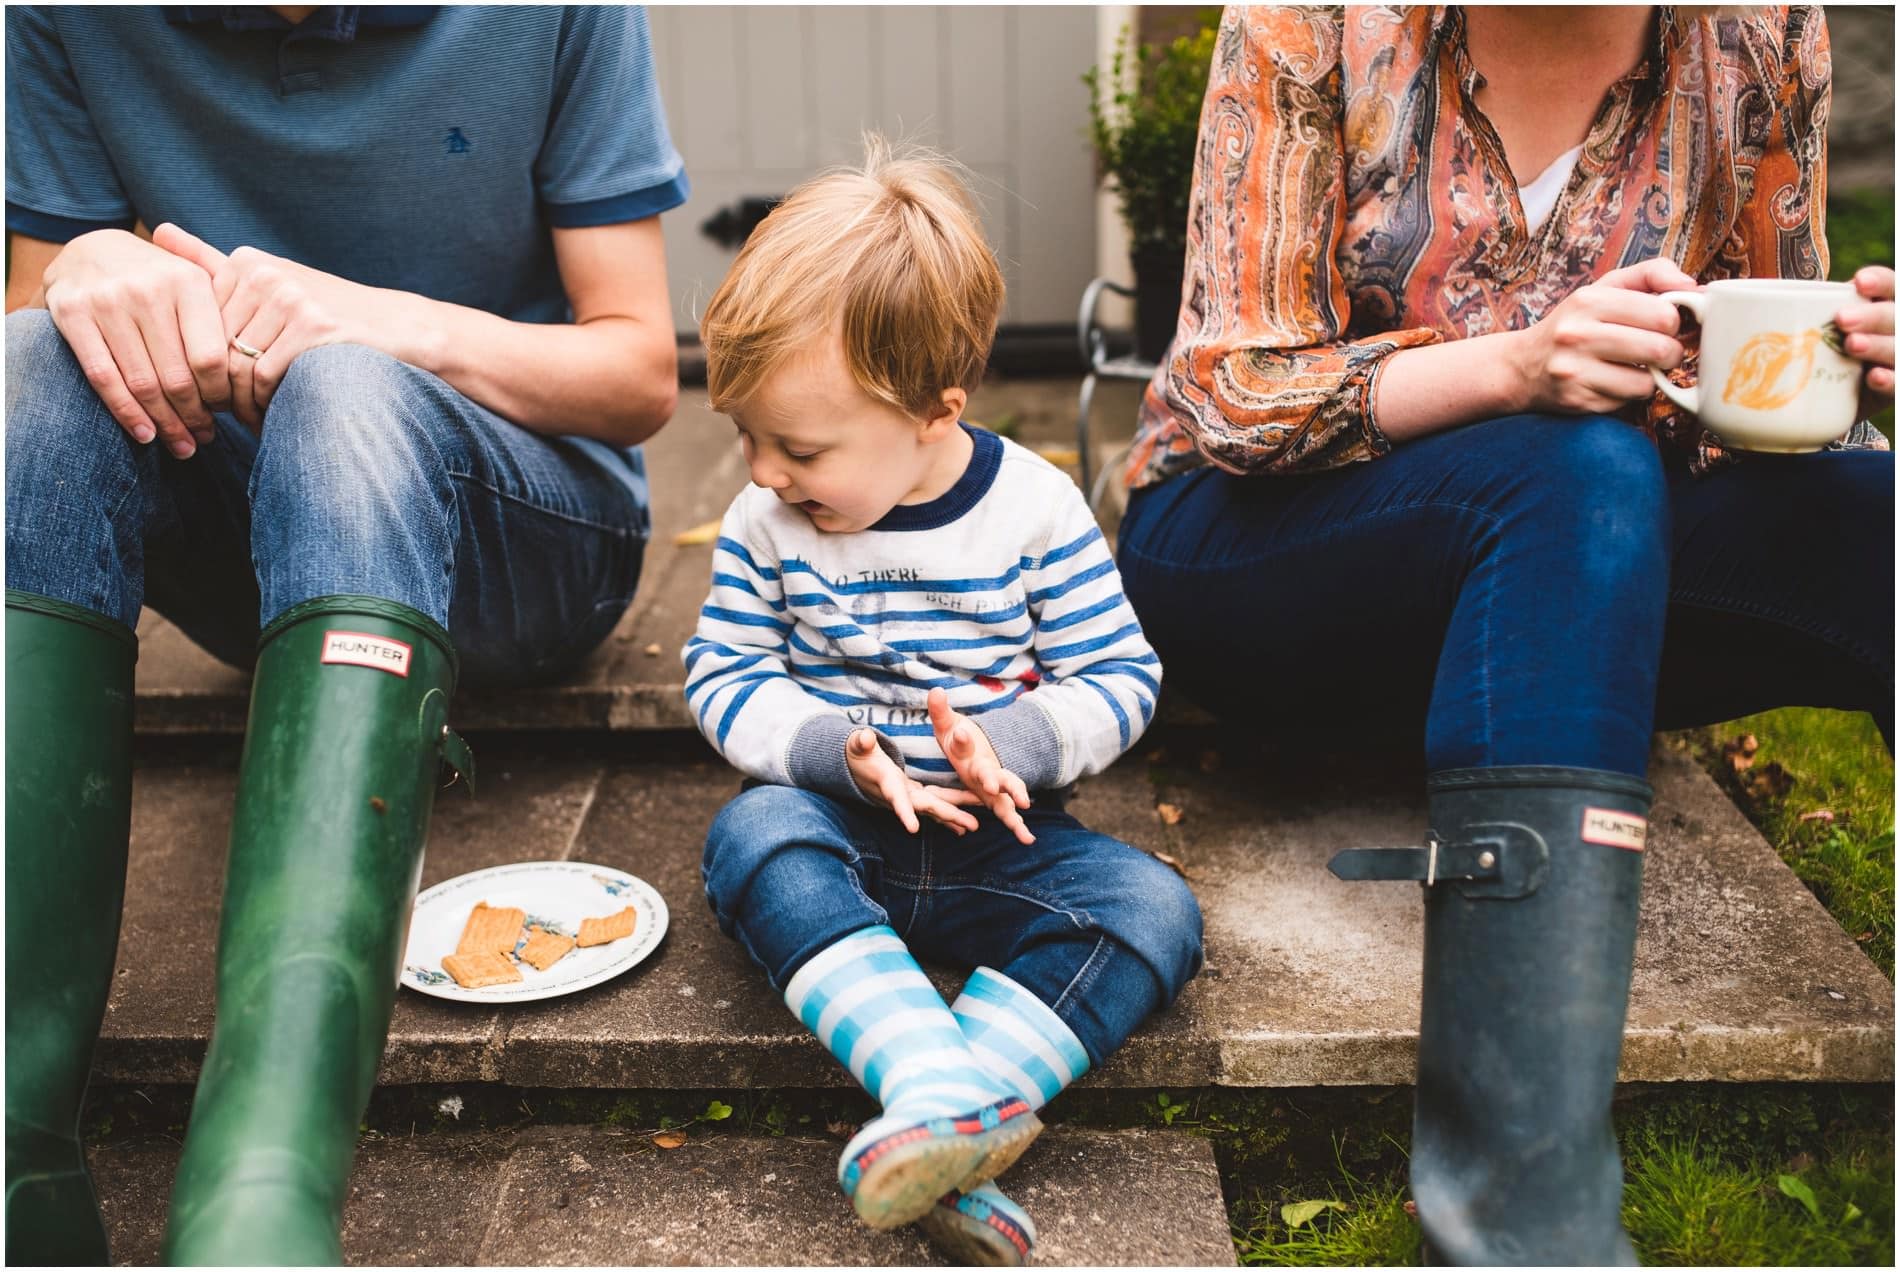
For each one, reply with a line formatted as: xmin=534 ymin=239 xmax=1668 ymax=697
xmin=401 ymin=861 xmax=668 ymax=1003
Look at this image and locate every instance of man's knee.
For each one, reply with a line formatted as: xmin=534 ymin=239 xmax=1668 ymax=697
xmin=257 ymin=344 xmax=450 ymax=471
xmin=5 ymin=308 xmax=143 ymax=493
xmin=250 ymin=344 xmax=455 ymax=513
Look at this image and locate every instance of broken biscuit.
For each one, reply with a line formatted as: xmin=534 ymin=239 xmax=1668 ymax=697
xmin=456 ymin=902 xmax=525 ymax=957
xmin=576 ymin=905 xmax=636 ymax=947
xmin=519 ymin=925 xmax=577 ymax=972
xmin=442 ymin=951 xmax=522 ymax=989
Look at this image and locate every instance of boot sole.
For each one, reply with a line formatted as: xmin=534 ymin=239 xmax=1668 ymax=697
xmin=848 ymin=1112 xmax=1044 ymax=1230
xmin=919 ymin=1196 xmax=1033 ymax=1266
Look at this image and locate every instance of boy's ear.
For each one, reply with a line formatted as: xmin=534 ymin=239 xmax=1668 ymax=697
xmin=923 ymin=386 xmax=967 ymax=435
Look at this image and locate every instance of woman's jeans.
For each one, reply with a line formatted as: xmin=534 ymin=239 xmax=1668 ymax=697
xmin=1117 ymin=414 xmax=1893 ymax=779
xmin=5 ymin=309 xmax=646 ymax=682
xmin=702 ymin=784 xmax=1205 ymax=1066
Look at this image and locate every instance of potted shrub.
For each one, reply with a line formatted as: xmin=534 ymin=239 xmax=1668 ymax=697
xmin=1085 ymin=21 xmax=1217 ymax=363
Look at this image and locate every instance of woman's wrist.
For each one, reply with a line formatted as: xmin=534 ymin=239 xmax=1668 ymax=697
xmin=1376 ymin=333 xmax=1532 ymax=442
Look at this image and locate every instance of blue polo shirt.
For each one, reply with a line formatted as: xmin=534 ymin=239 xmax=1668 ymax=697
xmin=5 ymin=5 xmax=690 ymax=510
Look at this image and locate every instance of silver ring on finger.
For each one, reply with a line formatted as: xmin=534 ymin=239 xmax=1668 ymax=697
xmin=230 ymin=336 xmax=265 ymax=359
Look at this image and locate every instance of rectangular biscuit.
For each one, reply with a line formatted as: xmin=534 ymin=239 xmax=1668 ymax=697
xmin=519 ymin=925 xmax=576 ymax=972
xmin=576 ymin=905 xmax=636 ymax=947
xmin=442 ymin=950 xmax=521 ymax=989
xmin=456 ymin=902 xmax=525 ymax=957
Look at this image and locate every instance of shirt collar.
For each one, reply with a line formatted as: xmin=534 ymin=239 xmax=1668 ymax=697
xmin=163 ymin=7 xmax=435 ymax=42
xmin=869 ymin=424 xmax=1004 ymax=533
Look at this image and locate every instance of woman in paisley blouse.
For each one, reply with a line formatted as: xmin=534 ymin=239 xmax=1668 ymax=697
xmin=1114 ymin=6 xmax=1891 ymax=1264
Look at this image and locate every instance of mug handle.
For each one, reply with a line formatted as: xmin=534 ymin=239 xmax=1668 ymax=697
xmin=1650 ymin=290 xmax=1707 ymax=413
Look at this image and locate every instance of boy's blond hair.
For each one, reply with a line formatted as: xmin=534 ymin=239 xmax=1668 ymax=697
xmin=701 ymin=137 xmax=1004 ymax=420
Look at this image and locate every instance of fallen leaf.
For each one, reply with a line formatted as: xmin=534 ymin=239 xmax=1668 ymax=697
xmin=643 ymin=643 xmax=663 ymax=657
xmin=825 ymin=1120 xmax=854 ymax=1141
xmin=673 ymin=518 xmax=722 ymax=547
xmin=1146 ymin=747 xmax=1168 ymax=764
xmin=701 ymin=1100 xmax=733 ymax=1122
xmin=1153 ymin=850 xmax=1187 ymax=876
xmin=1776 ymin=1173 xmax=1820 ymax=1220
xmin=1281 ymin=1199 xmax=1349 ymax=1229
xmin=1198 ymin=749 xmax=1222 ymax=774
xmin=1742 ymin=761 xmax=1794 ymax=802
xmin=1156 ymin=802 xmax=1184 ymax=826
xmin=368 ymin=796 xmax=386 ymax=814
xmin=651 ymin=1130 xmax=687 ymax=1150
xmin=1402 ymin=1199 xmax=1418 ymax=1219
xmin=1798 ymin=809 xmax=1835 ymax=823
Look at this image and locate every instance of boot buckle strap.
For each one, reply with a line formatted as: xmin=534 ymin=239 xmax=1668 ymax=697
xmin=1327 ymin=822 xmax=1549 ymax=899
xmin=437 ymin=725 xmax=476 ymax=796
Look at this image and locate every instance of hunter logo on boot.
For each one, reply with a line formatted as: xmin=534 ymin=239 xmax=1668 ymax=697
xmin=1581 ymin=808 xmax=1647 ymax=851
xmin=320 ymin=631 xmax=413 ymax=677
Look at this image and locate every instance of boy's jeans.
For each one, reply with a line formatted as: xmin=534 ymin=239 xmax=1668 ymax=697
xmin=5 ymin=310 xmax=645 ymax=683
xmin=1118 ymin=413 xmax=1894 ymax=777
xmin=702 ymin=783 xmax=1204 ymax=1066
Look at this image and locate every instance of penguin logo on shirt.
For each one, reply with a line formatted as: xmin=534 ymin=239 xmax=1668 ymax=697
xmin=444 ymin=128 xmax=473 ymax=155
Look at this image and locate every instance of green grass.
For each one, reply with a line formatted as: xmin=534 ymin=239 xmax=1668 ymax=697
xmin=1230 ymin=1087 xmax=1895 ymax=1266
xmin=1683 ymin=709 xmax=1894 ymax=979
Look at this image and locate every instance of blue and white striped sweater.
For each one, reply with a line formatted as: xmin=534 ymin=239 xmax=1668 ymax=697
xmin=683 ymin=431 xmax=1161 ymax=797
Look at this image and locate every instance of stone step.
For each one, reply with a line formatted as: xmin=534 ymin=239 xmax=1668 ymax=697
xmin=129 ymin=378 xmax=1156 ymax=736
xmin=96 ymin=741 xmax=1892 ymax=1090
xmin=91 ymin=1124 xmax=1236 ymax=1267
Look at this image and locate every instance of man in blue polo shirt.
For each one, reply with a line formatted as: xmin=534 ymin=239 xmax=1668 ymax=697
xmin=4 ymin=6 xmax=687 ymax=1263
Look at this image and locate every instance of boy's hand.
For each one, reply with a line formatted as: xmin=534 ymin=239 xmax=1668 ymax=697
xmin=926 ymin=689 xmax=1035 ymax=845
xmin=847 ymin=727 xmax=982 ymax=835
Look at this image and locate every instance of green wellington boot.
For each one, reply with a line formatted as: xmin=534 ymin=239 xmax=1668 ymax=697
xmin=161 ymin=595 xmax=472 ymax=1266
xmin=1331 ymin=765 xmax=1651 ymax=1265
xmin=5 ymin=591 xmax=138 ymax=1266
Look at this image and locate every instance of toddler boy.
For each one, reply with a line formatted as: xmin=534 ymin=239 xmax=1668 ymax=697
xmin=686 ymin=141 xmax=1202 ymax=1264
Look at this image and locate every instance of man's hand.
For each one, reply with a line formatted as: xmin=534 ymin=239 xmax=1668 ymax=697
xmin=153 ymin=223 xmax=399 ymax=432
xmin=846 ymin=727 xmax=983 ymax=835
xmin=38 ymin=228 xmax=233 ymax=457
xmin=925 ymin=688 xmax=1035 ymax=845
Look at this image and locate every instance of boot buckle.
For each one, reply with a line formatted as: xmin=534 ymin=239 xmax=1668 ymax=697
xmin=1327 ymin=822 xmax=1548 ymax=899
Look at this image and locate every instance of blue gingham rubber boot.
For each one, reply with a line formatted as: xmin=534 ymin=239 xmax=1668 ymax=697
xmin=785 ymin=928 xmax=1043 ymax=1230
xmin=924 ymin=1182 xmax=1037 ymax=1267
xmin=919 ymin=966 xmax=1093 ymax=1265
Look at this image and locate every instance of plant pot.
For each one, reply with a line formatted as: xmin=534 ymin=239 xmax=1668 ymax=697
xmin=1131 ymin=242 xmax=1186 ymax=365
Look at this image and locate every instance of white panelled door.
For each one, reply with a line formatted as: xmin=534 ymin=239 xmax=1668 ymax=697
xmin=646 ymin=5 xmax=1100 ymax=335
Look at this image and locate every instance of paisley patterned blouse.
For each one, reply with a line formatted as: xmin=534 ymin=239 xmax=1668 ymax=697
xmin=1127 ymin=4 xmax=1882 ymax=488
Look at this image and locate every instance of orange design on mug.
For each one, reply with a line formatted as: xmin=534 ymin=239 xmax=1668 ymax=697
xmin=1721 ymin=329 xmax=1823 ymax=411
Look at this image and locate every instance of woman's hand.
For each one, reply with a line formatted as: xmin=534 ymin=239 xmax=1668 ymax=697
xmin=845 ymin=727 xmax=983 ymax=835
xmin=152 ymin=223 xmax=405 ymax=432
xmin=925 ymin=688 xmax=1035 ymax=845
xmin=1505 ymin=258 xmax=1700 ymax=415
xmin=38 ymin=228 xmax=233 ymax=457
xmin=1836 ymin=265 xmax=1894 ymax=402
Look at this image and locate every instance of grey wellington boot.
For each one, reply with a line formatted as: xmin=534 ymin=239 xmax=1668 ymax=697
xmin=1331 ymin=765 xmax=1651 ymax=1265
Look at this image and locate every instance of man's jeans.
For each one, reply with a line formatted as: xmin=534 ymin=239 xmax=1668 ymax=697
xmin=701 ymin=783 xmax=1205 ymax=1066
xmin=1117 ymin=413 xmax=1894 ymax=778
xmin=5 ymin=309 xmax=645 ymax=682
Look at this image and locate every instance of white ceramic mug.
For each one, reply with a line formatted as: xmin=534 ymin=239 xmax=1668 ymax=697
xmin=1649 ymin=278 xmax=1862 ymax=452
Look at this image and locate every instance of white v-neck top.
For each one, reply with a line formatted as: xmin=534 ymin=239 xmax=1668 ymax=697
xmin=1519 ymin=144 xmax=1584 ymax=232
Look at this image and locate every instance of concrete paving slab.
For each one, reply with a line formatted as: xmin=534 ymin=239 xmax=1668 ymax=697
xmin=1129 ymin=744 xmax=1895 ymax=1086
xmin=95 ymin=755 xmax=604 ymax=1085
xmin=101 ymin=742 xmax=1890 ymax=1091
xmin=87 ymin=1126 xmax=1231 ymax=1266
